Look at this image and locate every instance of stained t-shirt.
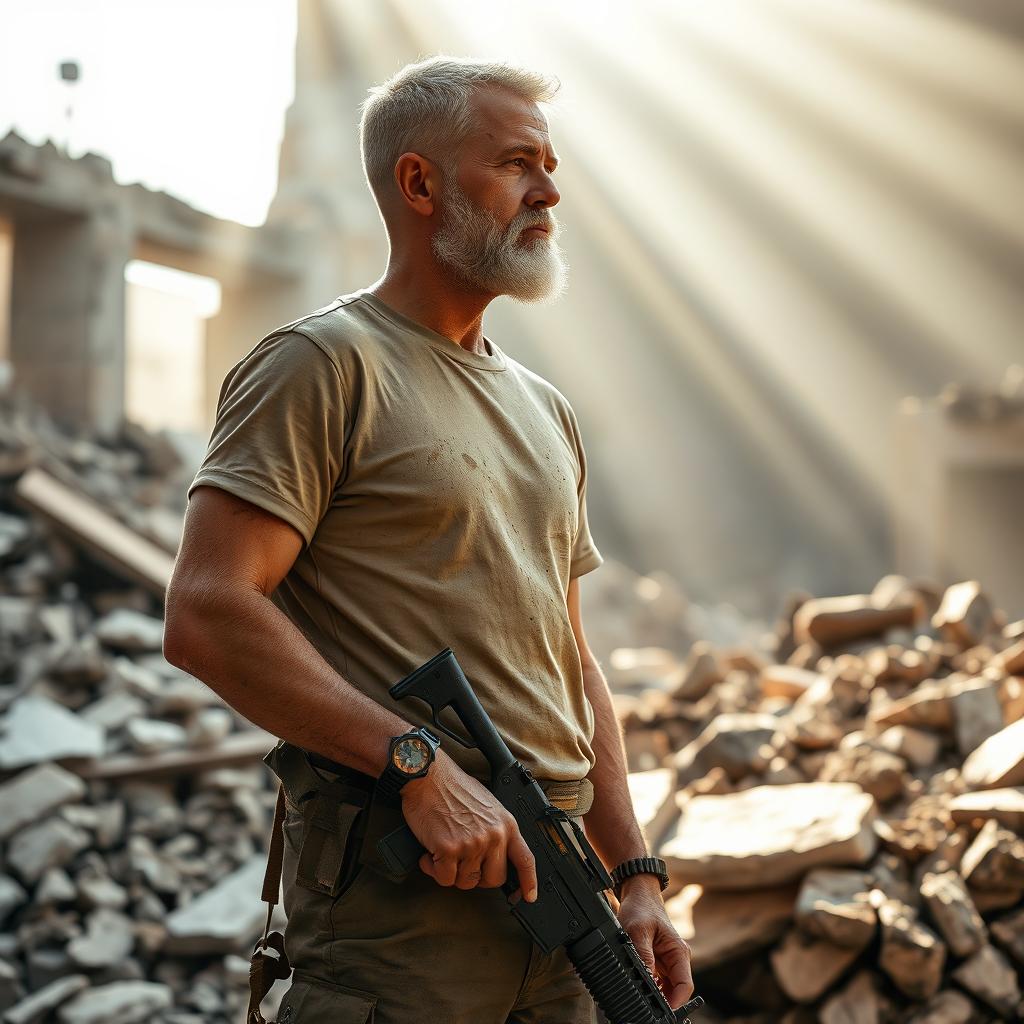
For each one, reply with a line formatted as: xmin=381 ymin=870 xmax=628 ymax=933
xmin=188 ymin=290 xmax=604 ymax=782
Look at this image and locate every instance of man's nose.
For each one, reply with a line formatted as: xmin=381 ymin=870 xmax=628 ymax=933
xmin=527 ymin=172 xmax=560 ymax=210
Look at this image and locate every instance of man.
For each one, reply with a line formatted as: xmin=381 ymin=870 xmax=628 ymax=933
xmin=164 ymin=56 xmax=693 ymax=1023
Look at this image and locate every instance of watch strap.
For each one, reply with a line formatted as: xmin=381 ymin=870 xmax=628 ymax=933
xmin=610 ymin=856 xmax=669 ymax=899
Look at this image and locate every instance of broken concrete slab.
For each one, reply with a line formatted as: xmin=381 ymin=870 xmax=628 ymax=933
xmin=665 ymin=882 xmax=797 ymax=970
xmin=660 ymin=783 xmax=877 ymax=889
xmin=795 ymin=868 xmax=876 ymax=950
xmin=7 ymin=816 xmax=91 ymax=885
xmin=949 ymin=677 xmax=1006 ymax=757
xmin=951 ymin=944 xmax=1021 ymax=1018
xmin=163 ymin=855 xmax=267 ymax=954
xmin=0 ymin=762 xmax=86 ymax=841
xmin=877 ymin=899 xmax=946 ymax=1001
xmin=93 ymin=609 xmax=165 ymax=652
xmin=919 ymin=871 xmax=987 ymax=958
xmin=56 ymin=980 xmax=173 ymax=1024
xmin=4 ymin=974 xmax=89 ymax=1024
xmin=818 ymin=970 xmax=881 ymax=1024
xmin=959 ymin=818 xmax=1024 ymax=890
xmin=770 ymin=928 xmax=862 ymax=1003
xmin=961 ymin=717 xmax=1024 ymax=788
xmin=67 ymin=908 xmax=134 ymax=968
xmin=949 ymin=787 xmax=1024 ymax=830
xmin=14 ymin=467 xmax=175 ymax=596
xmin=0 ymin=695 xmax=104 ymax=770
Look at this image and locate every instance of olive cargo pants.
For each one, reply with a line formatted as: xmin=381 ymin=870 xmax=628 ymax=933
xmin=265 ymin=742 xmax=598 ymax=1024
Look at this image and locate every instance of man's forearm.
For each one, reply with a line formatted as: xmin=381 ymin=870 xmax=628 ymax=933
xmin=580 ymin=659 xmax=654 ymax=874
xmin=164 ymin=585 xmax=415 ymax=777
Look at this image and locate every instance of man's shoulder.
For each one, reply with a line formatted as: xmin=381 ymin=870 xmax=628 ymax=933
xmin=505 ymin=351 xmax=578 ymax=422
xmin=256 ymin=292 xmax=389 ymax=367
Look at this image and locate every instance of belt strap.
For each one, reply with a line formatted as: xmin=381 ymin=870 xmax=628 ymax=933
xmin=247 ymin=786 xmax=290 ymax=1024
xmin=538 ymin=778 xmax=594 ymax=818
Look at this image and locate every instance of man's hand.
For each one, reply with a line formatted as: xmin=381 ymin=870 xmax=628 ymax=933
xmin=399 ymin=751 xmax=539 ymax=902
xmin=616 ymin=877 xmax=694 ymax=1010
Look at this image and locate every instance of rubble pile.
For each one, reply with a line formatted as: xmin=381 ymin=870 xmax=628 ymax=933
xmin=620 ymin=576 xmax=1024 ymax=1022
xmin=0 ymin=401 xmax=277 ymax=1024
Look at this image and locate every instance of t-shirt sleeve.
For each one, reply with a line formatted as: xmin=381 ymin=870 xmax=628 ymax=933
xmin=567 ymin=407 xmax=604 ymax=579
xmin=187 ymin=330 xmax=346 ymax=545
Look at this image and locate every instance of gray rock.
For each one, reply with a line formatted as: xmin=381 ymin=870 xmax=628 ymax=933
xmin=185 ymin=708 xmax=232 ymax=747
xmin=36 ymin=867 xmax=76 ymax=905
xmin=67 ymin=908 xmax=135 ymax=968
xmin=46 ymin=636 xmax=109 ymax=686
xmin=0 ymin=875 xmax=27 ymax=926
xmin=56 ymin=981 xmax=173 ymax=1024
xmin=990 ymin=905 xmax=1024 ymax=966
xmin=0 ymin=596 xmax=38 ymax=643
xmin=7 ymin=817 xmax=91 ymax=884
xmin=0 ymin=762 xmax=87 ymax=841
xmin=0 ymin=696 xmax=104 ymax=770
xmin=76 ymin=872 xmax=129 ymax=911
xmin=93 ymin=609 xmax=164 ymax=652
xmin=109 ymin=658 xmax=162 ymax=700
xmin=124 ymin=718 xmax=187 ymax=754
xmin=4 ymin=974 xmax=89 ymax=1024
xmin=25 ymin=948 xmax=73 ymax=991
xmin=79 ymin=691 xmax=146 ymax=732
xmin=0 ymin=959 xmax=24 ymax=1014
xmin=164 ymin=855 xmax=268 ymax=953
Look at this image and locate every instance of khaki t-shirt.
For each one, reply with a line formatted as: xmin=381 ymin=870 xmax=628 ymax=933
xmin=188 ymin=290 xmax=604 ymax=782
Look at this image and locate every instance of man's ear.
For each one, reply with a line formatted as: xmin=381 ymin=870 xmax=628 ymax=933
xmin=393 ymin=151 xmax=439 ymax=217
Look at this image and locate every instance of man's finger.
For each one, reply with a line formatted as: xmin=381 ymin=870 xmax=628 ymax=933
xmin=479 ymin=842 xmax=507 ymax=889
xmin=423 ymin=848 xmax=459 ymax=887
xmin=507 ymin=832 xmax=538 ymax=902
xmin=654 ymin=930 xmax=694 ymax=1008
xmin=454 ymin=857 xmax=485 ymax=890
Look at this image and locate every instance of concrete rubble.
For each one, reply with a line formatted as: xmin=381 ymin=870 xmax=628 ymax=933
xmin=0 ymin=399 xmax=277 ymax=1023
xmin=2 ymin=395 xmax=1023 ymax=1022
xmin=622 ymin=571 xmax=1024 ymax=1021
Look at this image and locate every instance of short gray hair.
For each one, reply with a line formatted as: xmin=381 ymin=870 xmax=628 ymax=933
xmin=359 ymin=55 xmax=559 ymax=210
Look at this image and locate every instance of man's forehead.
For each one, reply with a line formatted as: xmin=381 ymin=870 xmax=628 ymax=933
xmin=467 ymin=86 xmax=552 ymax=150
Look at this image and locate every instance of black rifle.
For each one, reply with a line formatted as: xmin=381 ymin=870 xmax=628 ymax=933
xmin=377 ymin=648 xmax=703 ymax=1024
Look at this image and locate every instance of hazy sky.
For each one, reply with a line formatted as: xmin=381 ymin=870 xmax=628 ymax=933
xmin=0 ymin=0 xmax=297 ymax=225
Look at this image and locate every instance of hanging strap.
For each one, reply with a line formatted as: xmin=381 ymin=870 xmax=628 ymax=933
xmin=247 ymin=785 xmax=292 ymax=1024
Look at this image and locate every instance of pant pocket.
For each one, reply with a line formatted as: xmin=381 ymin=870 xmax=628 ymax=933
xmin=294 ymin=791 xmax=366 ymax=900
xmin=277 ymin=974 xmax=377 ymax=1024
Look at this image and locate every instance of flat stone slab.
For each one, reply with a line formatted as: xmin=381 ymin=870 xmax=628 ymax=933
xmin=0 ymin=696 xmax=104 ymax=770
xmin=666 ymin=883 xmax=797 ymax=970
xmin=962 ymin=719 xmax=1024 ymax=788
xmin=163 ymin=855 xmax=267 ymax=954
xmin=5 ymin=974 xmax=89 ymax=1024
xmin=56 ymin=980 xmax=173 ymax=1024
xmin=0 ymin=762 xmax=86 ymax=841
xmin=93 ymin=608 xmax=165 ymax=652
xmin=950 ymin=788 xmax=1024 ymax=831
xmin=660 ymin=783 xmax=877 ymax=889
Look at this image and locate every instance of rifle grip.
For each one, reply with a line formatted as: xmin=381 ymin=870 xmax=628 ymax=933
xmin=376 ymin=824 xmax=426 ymax=877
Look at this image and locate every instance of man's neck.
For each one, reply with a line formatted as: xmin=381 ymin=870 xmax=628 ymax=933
xmin=366 ymin=265 xmax=494 ymax=357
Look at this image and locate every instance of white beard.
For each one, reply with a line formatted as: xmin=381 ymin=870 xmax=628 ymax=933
xmin=431 ymin=175 xmax=569 ymax=304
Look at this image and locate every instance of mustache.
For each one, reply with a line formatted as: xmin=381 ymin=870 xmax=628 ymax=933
xmin=508 ymin=208 xmax=558 ymax=238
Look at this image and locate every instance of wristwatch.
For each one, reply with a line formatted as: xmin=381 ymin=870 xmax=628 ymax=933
xmin=377 ymin=726 xmax=441 ymax=802
xmin=610 ymin=856 xmax=670 ymax=899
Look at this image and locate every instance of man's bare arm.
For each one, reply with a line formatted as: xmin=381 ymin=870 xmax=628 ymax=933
xmin=163 ymin=485 xmax=537 ymax=898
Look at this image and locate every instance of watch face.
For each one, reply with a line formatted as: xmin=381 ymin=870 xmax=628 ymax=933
xmin=392 ymin=736 xmax=431 ymax=775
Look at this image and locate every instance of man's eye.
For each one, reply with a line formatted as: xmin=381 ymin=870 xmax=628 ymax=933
xmin=509 ymin=158 xmax=527 ymax=168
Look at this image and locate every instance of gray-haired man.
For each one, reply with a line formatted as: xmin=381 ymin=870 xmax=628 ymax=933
xmin=165 ymin=55 xmax=694 ymax=1024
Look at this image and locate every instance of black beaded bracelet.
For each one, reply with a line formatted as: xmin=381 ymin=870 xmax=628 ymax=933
xmin=610 ymin=856 xmax=670 ymax=899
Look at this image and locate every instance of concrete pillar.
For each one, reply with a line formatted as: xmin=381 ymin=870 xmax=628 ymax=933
xmin=9 ymin=201 xmax=132 ymax=437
